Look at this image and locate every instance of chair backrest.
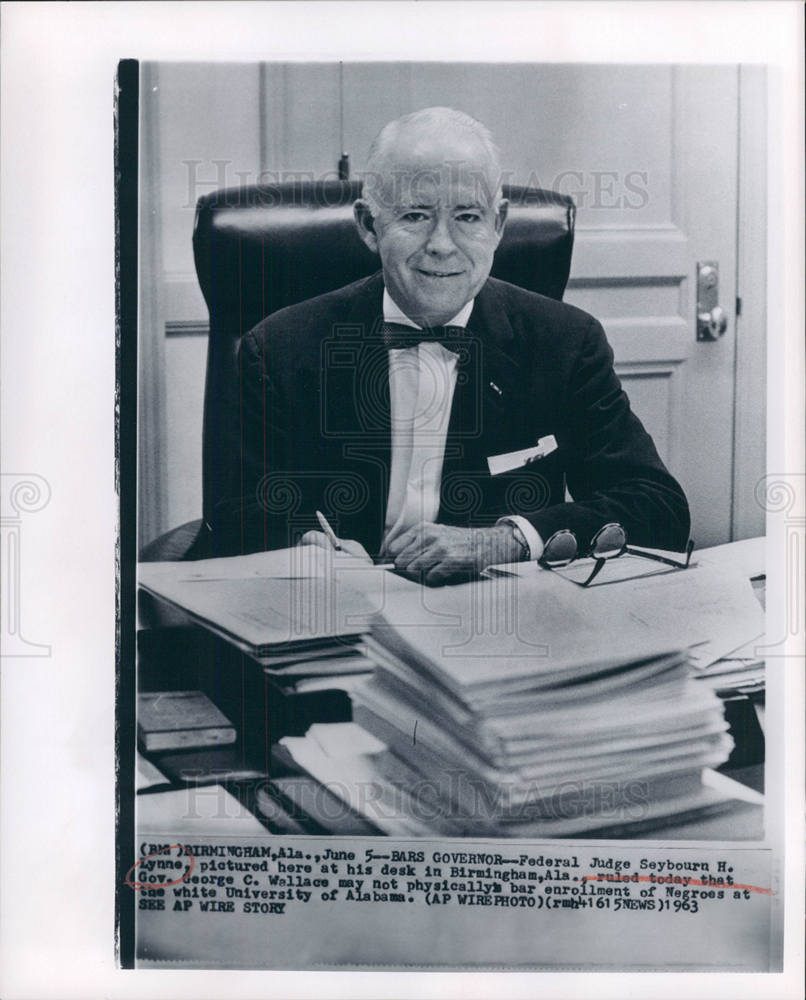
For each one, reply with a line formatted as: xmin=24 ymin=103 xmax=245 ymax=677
xmin=193 ymin=180 xmax=576 ymax=525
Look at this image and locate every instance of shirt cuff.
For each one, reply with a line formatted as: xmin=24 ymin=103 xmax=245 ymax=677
xmin=497 ymin=515 xmax=545 ymax=561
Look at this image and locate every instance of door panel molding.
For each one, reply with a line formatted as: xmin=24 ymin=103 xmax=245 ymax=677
xmin=569 ymin=227 xmax=688 ymax=280
xmin=605 ymin=317 xmax=690 ymax=363
xmin=163 ymin=274 xmax=207 ymax=328
xmin=618 ymin=361 xmax=685 ymax=472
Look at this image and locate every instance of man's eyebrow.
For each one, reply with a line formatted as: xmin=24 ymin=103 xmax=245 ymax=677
xmin=394 ymin=200 xmax=486 ymax=211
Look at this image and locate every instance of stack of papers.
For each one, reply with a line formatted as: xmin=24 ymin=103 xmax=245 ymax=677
xmin=695 ymin=635 xmax=765 ymax=696
xmin=138 ymin=547 xmax=418 ymax=689
xmin=484 ymin=558 xmax=765 ymax=671
xmin=338 ymin=578 xmax=738 ymax=836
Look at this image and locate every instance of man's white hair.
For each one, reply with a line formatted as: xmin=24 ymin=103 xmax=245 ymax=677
xmin=361 ymin=106 xmax=503 ymax=216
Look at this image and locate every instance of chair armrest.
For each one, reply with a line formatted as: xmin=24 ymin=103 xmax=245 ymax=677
xmin=139 ymin=519 xmax=204 ymax=562
xmin=138 ymin=519 xmax=204 ymax=628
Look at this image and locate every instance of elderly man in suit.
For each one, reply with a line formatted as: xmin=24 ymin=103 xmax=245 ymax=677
xmin=214 ymin=107 xmax=690 ymax=584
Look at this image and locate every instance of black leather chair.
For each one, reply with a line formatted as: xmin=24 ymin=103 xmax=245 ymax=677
xmin=141 ymin=180 xmax=576 ymax=562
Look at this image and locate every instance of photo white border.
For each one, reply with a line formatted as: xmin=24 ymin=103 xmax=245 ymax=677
xmin=1 ymin=2 xmax=803 ymax=998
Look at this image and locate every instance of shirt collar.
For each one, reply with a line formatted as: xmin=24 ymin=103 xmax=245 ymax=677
xmin=383 ymin=288 xmax=474 ymax=331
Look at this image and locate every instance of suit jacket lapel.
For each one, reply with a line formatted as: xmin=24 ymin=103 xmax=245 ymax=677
xmin=321 ymin=272 xmax=387 ymax=437
xmin=438 ymin=281 xmax=526 ymax=523
xmin=322 ymin=272 xmax=392 ymax=552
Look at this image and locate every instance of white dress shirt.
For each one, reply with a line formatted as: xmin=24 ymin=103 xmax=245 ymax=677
xmin=381 ymin=290 xmax=543 ymax=559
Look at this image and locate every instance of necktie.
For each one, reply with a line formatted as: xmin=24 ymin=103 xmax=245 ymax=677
xmin=381 ymin=322 xmax=466 ymax=353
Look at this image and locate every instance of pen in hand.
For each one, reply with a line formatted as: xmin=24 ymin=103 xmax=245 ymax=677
xmin=313 ymin=510 xmax=396 ymax=570
xmin=315 ymin=510 xmax=344 ymax=551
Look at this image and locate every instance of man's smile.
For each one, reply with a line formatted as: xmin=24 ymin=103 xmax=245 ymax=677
xmin=415 ymin=268 xmax=464 ymax=278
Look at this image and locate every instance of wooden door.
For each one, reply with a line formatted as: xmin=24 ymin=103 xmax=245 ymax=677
xmin=566 ymin=66 xmax=744 ymax=548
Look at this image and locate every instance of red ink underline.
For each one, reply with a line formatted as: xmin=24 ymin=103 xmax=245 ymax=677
xmin=583 ymin=874 xmax=772 ymax=895
xmin=125 ymin=844 xmax=196 ymax=890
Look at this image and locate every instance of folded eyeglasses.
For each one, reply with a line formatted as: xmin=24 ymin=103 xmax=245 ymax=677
xmin=538 ymin=522 xmax=695 ymax=587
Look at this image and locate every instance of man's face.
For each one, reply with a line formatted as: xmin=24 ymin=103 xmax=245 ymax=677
xmin=355 ymin=129 xmax=507 ymax=327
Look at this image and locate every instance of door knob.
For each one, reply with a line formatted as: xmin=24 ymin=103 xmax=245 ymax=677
xmin=696 ymin=262 xmax=728 ymax=341
xmin=697 ymin=305 xmax=728 ymax=341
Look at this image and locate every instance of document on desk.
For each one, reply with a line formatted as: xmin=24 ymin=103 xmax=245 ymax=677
xmin=138 ymin=550 xmax=417 ymax=656
xmin=586 ymin=562 xmax=765 ymax=670
xmin=484 ymin=557 xmax=765 ymax=671
xmin=370 ymin=575 xmax=690 ymax=695
xmin=144 ymin=544 xmax=336 ymax=581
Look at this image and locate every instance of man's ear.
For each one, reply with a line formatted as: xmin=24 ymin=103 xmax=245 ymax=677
xmin=353 ymin=200 xmax=379 ymax=254
xmin=493 ymin=198 xmax=509 ymax=241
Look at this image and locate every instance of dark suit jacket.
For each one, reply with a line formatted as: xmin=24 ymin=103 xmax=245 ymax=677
xmin=205 ymin=271 xmax=690 ymax=559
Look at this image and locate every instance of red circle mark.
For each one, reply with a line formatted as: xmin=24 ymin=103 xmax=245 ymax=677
xmin=582 ymin=873 xmax=773 ymax=895
xmin=125 ymin=844 xmax=196 ymax=890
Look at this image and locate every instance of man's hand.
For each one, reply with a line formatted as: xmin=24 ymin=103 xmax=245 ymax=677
xmin=299 ymin=531 xmax=372 ymax=562
xmin=383 ymin=522 xmax=526 ymax=585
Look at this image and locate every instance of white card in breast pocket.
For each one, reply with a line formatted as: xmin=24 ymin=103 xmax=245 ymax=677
xmin=487 ymin=435 xmax=558 ymax=476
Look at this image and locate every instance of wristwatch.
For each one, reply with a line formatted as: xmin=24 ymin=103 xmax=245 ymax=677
xmin=504 ymin=520 xmax=530 ymax=561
